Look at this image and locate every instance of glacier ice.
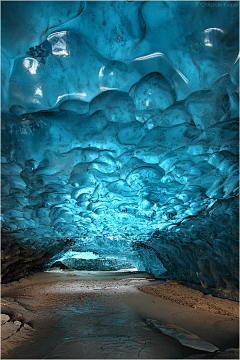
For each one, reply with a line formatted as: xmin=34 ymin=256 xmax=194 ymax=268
xmin=129 ymin=72 xmax=176 ymax=111
xmin=1 ymin=1 xmax=239 ymax=289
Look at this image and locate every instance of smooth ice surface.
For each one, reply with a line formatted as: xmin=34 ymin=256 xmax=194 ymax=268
xmin=1 ymin=1 xmax=239 ymax=287
xmin=146 ymin=319 xmax=219 ymax=352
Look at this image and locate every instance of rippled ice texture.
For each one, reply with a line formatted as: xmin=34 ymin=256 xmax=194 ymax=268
xmin=1 ymin=1 xmax=239 ymax=288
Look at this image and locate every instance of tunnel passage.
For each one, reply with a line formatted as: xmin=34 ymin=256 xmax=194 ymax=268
xmin=1 ymin=1 xmax=239 ymax=291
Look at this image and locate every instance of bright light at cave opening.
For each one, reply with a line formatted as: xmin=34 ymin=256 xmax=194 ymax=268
xmin=48 ymin=246 xmax=143 ymax=273
xmin=62 ymin=250 xmax=100 ymax=260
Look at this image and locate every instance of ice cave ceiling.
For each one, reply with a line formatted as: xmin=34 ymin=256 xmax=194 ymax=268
xmin=1 ymin=1 xmax=239 ymax=286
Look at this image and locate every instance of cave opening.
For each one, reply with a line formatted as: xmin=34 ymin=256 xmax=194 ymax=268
xmin=1 ymin=0 xmax=239 ymax=359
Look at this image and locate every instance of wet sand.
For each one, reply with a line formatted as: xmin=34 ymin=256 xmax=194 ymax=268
xmin=139 ymin=280 xmax=239 ymax=318
xmin=1 ymin=271 xmax=239 ymax=359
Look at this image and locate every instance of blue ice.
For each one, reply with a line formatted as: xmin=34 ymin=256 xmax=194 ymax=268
xmin=1 ymin=1 xmax=239 ymax=287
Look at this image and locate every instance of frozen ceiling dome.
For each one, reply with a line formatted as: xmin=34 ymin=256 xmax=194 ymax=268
xmin=1 ymin=1 xmax=239 ymax=290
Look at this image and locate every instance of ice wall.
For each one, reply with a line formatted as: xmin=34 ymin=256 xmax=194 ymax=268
xmin=1 ymin=1 xmax=239 ymax=288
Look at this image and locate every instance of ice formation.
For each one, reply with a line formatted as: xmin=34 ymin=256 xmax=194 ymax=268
xmin=1 ymin=1 xmax=239 ymax=289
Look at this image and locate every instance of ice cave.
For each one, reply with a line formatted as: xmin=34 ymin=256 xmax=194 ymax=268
xmin=1 ymin=1 xmax=239 ymax=359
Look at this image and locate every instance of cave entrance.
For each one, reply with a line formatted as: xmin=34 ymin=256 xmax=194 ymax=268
xmin=46 ymin=250 xmax=147 ymax=275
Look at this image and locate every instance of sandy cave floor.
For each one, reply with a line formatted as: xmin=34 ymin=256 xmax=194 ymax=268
xmin=1 ymin=271 xmax=239 ymax=359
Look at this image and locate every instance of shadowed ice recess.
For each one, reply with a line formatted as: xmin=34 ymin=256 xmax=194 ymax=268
xmin=1 ymin=1 xmax=239 ymax=289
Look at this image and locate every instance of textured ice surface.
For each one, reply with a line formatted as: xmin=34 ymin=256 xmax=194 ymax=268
xmin=1 ymin=1 xmax=239 ymax=287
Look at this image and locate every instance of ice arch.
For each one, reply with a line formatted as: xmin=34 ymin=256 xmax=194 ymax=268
xmin=1 ymin=1 xmax=239 ymax=292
